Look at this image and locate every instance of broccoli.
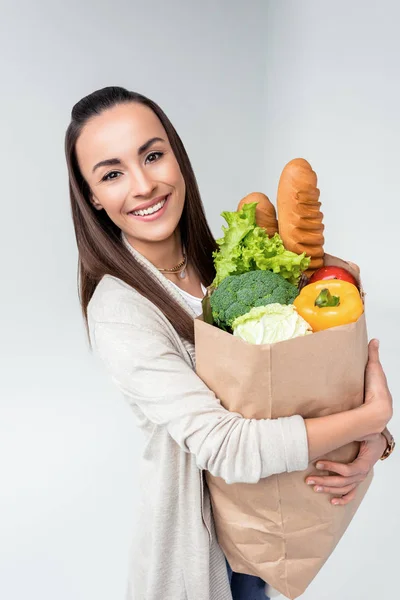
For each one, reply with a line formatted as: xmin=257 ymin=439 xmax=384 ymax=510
xmin=210 ymin=269 xmax=299 ymax=330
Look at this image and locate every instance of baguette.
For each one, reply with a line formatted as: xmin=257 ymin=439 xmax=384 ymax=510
xmin=276 ymin=159 xmax=325 ymax=277
xmin=237 ymin=192 xmax=278 ymax=237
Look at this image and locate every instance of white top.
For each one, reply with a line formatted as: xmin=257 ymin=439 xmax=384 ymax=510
xmin=169 ymin=280 xmax=207 ymax=317
xmin=87 ymin=232 xmax=309 ymax=600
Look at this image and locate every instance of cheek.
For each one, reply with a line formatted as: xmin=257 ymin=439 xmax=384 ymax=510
xmin=158 ymin=157 xmax=185 ymax=196
xmin=175 ymin=176 xmax=186 ymax=203
xmin=96 ymin=181 xmax=130 ymax=212
xmin=171 ymin=166 xmax=186 ymax=201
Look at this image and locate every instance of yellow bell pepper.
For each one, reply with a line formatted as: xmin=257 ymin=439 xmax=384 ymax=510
xmin=293 ymin=279 xmax=364 ymax=332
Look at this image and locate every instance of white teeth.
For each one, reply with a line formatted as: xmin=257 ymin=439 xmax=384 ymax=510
xmin=131 ymin=197 xmax=167 ymax=216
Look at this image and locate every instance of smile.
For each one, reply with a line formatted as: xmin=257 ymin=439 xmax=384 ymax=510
xmin=130 ymin=195 xmax=168 ymax=217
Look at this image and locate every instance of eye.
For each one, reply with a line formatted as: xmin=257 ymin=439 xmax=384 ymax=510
xmin=101 ymin=170 xmax=122 ymax=182
xmin=145 ymin=151 xmax=163 ymax=164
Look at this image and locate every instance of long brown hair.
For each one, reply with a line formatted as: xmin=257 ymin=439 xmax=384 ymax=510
xmin=65 ymin=86 xmax=217 ymax=346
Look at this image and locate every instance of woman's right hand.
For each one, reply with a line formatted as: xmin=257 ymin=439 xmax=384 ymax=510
xmin=358 ymin=338 xmax=393 ymax=438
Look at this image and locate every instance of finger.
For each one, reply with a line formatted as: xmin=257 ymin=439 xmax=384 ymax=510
xmin=314 ymin=460 xmax=368 ymax=478
xmin=306 ymin=474 xmax=364 ymax=488
xmin=313 ymin=483 xmax=357 ymax=496
xmin=367 ymin=338 xmax=380 ymax=364
xmin=331 ymin=487 xmax=357 ymax=506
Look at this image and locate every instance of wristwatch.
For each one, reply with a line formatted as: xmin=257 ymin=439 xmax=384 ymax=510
xmin=380 ymin=428 xmax=395 ymax=461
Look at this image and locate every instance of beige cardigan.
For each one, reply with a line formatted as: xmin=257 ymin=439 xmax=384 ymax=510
xmin=87 ymin=233 xmax=309 ymax=600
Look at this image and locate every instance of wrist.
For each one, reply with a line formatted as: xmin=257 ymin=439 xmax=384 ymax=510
xmin=359 ymin=404 xmax=387 ymax=436
xmin=379 ymin=432 xmax=387 ymax=453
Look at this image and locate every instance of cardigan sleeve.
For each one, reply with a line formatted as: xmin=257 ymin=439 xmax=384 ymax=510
xmin=91 ymin=316 xmax=309 ymax=485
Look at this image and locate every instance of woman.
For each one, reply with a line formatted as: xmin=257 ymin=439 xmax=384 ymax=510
xmin=65 ymin=86 xmax=393 ymax=600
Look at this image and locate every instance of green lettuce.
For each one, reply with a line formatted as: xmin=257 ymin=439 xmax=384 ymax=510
xmin=212 ymin=203 xmax=310 ymax=287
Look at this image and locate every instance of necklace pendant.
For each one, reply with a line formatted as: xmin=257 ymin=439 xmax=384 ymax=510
xmin=179 ymin=268 xmax=186 ymax=279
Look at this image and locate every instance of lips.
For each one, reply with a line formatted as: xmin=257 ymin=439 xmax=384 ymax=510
xmin=129 ymin=194 xmax=169 ymax=215
xmin=128 ymin=193 xmax=170 ymax=221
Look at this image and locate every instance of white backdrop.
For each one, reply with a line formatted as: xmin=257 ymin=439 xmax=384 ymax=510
xmin=0 ymin=1 xmax=398 ymax=599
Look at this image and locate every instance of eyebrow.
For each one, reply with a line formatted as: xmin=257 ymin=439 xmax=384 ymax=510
xmin=92 ymin=137 xmax=166 ymax=173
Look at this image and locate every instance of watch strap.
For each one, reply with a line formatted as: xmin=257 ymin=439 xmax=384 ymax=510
xmin=380 ymin=427 xmax=395 ymax=460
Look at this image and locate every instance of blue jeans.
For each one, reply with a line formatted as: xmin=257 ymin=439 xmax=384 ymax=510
xmin=226 ymin=559 xmax=269 ymax=600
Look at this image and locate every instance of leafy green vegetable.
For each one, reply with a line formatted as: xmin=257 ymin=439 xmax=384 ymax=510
xmin=232 ymin=303 xmax=312 ymax=345
xmin=210 ymin=269 xmax=299 ymax=330
xmin=212 ymin=203 xmax=310 ymax=287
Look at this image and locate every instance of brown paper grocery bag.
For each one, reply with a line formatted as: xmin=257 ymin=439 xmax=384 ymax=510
xmin=194 ymin=254 xmax=373 ymax=599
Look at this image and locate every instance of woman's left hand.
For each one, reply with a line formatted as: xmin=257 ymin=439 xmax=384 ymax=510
xmin=305 ymin=433 xmax=387 ymax=506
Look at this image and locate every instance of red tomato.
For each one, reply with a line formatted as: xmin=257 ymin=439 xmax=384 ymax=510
xmin=308 ymin=266 xmax=358 ymax=287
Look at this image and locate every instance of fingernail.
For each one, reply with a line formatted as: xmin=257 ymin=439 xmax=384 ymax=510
xmin=307 ymin=480 xmax=315 ymax=485
xmin=314 ymin=486 xmax=323 ymax=492
xmin=316 ymin=463 xmax=324 ymax=470
xmin=332 ymin=499 xmax=340 ymax=505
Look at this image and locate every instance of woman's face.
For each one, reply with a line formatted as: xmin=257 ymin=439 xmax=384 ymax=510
xmin=76 ymin=102 xmax=186 ymax=245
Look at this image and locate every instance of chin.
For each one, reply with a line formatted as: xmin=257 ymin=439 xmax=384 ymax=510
xmin=147 ymin=227 xmax=180 ymax=243
xmin=127 ymin=223 xmax=180 ymax=245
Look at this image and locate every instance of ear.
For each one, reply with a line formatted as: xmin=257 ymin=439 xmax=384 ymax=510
xmin=90 ymin=193 xmax=103 ymax=211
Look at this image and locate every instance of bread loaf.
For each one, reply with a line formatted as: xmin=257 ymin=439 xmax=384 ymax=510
xmin=237 ymin=192 xmax=278 ymax=237
xmin=276 ymin=159 xmax=325 ymax=277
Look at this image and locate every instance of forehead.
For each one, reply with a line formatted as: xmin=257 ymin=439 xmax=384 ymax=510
xmin=76 ymin=102 xmax=167 ymax=166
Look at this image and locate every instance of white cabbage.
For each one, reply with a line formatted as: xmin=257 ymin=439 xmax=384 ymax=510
xmin=232 ymin=303 xmax=312 ymax=345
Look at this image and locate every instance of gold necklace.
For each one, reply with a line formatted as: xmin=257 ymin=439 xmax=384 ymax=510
xmin=157 ymin=249 xmax=187 ymax=279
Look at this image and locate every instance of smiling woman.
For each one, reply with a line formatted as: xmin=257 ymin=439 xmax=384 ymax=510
xmin=65 ymin=88 xmax=217 ymax=345
xmin=64 ymin=87 xmax=393 ymax=600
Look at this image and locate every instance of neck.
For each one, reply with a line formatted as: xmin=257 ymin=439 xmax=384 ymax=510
xmin=123 ymin=229 xmax=184 ymax=270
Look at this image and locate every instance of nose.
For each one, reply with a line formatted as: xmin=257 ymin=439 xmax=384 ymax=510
xmin=130 ymin=166 xmax=156 ymax=198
